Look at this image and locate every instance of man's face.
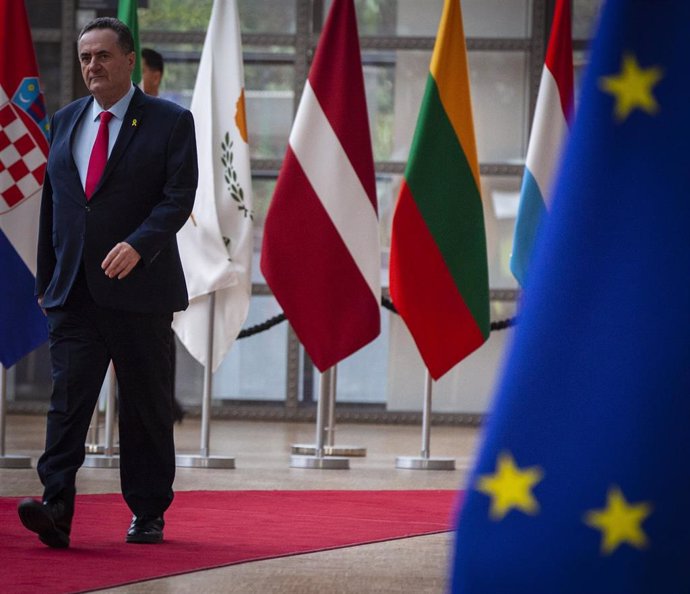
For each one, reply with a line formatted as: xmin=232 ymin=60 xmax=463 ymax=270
xmin=78 ymin=28 xmax=134 ymax=108
xmin=141 ymin=60 xmax=162 ymax=96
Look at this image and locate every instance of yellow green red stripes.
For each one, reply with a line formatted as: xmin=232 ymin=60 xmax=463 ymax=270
xmin=404 ymin=78 xmax=489 ymax=333
xmin=389 ymin=0 xmax=490 ymax=379
xmin=430 ymin=0 xmax=480 ymax=189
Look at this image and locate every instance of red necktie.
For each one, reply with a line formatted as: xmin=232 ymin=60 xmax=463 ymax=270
xmin=85 ymin=111 xmax=113 ymax=200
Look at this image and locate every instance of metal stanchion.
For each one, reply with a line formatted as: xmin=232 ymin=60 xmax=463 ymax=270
xmin=396 ymin=370 xmax=455 ymax=470
xmin=85 ymin=403 xmax=101 ymax=453
xmin=0 ymin=364 xmax=32 ymax=469
xmin=291 ymin=365 xmax=367 ymax=457
xmin=176 ymin=292 xmax=235 ymax=468
xmin=84 ymin=383 xmax=120 ymax=455
xmin=83 ymin=363 xmax=119 ymax=468
xmin=290 ymin=367 xmax=349 ymax=469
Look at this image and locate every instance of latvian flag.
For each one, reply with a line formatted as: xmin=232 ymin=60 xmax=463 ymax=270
xmin=261 ymin=0 xmax=380 ymax=371
xmin=511 ymin=0 xmax=573 ymax=287
xmin=389 ymin=0 xmax=490 ymax=380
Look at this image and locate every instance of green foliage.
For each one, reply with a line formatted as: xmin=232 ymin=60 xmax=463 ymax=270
xmin=138 ymin=0 xmax=213 ymax=31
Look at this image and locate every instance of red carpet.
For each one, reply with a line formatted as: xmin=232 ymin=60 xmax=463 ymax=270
xmin=0 ymin=490 xmax=460 ymax=593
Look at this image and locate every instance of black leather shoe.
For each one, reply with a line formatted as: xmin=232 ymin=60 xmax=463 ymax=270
xmin=126 ymin=515 xmax=164 ymax=544
xmin=17 ymin=498 xmax=72 ymax=549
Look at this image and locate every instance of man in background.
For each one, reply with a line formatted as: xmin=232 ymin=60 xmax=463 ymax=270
xmin=141 ymin=47 xmax=163 ymax=97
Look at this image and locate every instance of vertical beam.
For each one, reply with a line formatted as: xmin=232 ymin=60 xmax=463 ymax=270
xmin=61 ymin=0 xmax=76 ymax=105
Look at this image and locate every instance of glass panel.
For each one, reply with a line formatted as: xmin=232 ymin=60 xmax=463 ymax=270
xmin=34 ymin=43 xmax=62 ymax=116
xmin=250 ymin=177 xmax=278 ymax=258
xmin=573 ymin=49 xmax=592 ymax=111
xmin=136 ymin=45 xmax=294 ymax=158
xmin=212 ymin=295 xmax=287 ymax=400
xmin=245 ymin=64 xmax=294 ymax=159
xmin=389 ymin=50 xmax=427 ymax=162
xmin=387 ymin=298 xmax=516 ymax=414
xmin=363 ymin=60 xmax=395 ymax=161
xmin=480 ymin=175 xmax=522 ymax=290
xmin=316 ymin=312 xmax=390 ymax=404
xmin=469 ymin=51 xmax=529 ymax=163
xmin=377 ymin=175 xmax=397 ymax=259
xmin=25 ymin=0 xmax=62 ymax=28
xmin=11 ymin=343 xmax=51 ymax=402
xmin=389 ymin=50 xmax=529 ymax=164
xmin=146 ymin=43 xmax=203 ymax=108
xmin=394 ymin=0 xmax=445 ymax=36
xmin=140 ymin=2 xmax=295 ymax=38
xmin=460 ymin=0 xmax=531 ymax=38
xmin=238 ymin=0 xmax=296 ymax=34
xmin=325 ymin=0 xmax=530 ymax=38
xmin=572 ymin=0 xmax=604 ymax=40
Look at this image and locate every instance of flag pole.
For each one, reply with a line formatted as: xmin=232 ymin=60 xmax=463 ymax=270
xmin=0 ymin=364 xmax=32 ymax=468
xmin=291 ymin=364 xmax=367 ymax=457
xmin=83 ymin=363 xmax=119 ymax=468
xmin=290 ymin=367 xmax=349 ymax=469
xmin=396 ymin=369 xmax=455 ymax=470
xmin=176 ymin=291 xmax=235 ymax=468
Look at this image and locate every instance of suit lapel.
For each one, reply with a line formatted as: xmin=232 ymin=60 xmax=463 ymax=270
xmin=94 ymin=87 xmax=145 ymax=196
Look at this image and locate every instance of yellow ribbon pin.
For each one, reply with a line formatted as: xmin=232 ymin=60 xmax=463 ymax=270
xmin=132 ymin=118 xmax=138 ymax=127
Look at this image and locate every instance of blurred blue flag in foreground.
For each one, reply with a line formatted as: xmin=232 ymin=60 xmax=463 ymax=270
xmin=452 ymin=0 xmax=690 ymax=592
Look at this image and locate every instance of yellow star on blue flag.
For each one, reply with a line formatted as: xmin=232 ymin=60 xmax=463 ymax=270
xmin=599 ymin=53 xmax=663 ymax=121
xmin=584 ymin=486 xmax=652 ymax=555
xmin=476 ymin=452 xmax=543 ymax=520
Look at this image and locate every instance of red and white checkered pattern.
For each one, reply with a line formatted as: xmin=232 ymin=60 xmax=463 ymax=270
xmin=0 ymin=87 xmax=47 ymax=213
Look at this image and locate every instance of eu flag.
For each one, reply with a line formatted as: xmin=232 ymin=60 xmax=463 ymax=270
xmin=452 ymin=1 xmax=690 ymax=592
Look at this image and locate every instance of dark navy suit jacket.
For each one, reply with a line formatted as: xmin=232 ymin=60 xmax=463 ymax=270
xmin=36 ymin=87 xmax=198 ymax=313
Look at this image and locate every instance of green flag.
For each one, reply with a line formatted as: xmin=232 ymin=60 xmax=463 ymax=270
xmin=118 ymin=0 xmax=141 ymax=84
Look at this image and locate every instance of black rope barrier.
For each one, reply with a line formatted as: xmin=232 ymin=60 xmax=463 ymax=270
xmin=236 ymin=296 xmax=516 ymax=339
xmin=237 ymin=312 xmax=287 ymax=339
xmin=382 ymin=296 xmax=517 ymax=331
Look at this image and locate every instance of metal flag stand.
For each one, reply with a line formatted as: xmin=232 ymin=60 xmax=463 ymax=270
xmin=290 ymin=367 xmax=350 ymax=469
xmin=176 ymin=292 xmax=235 ymax=469
xmin=85 ymin=367 xmax=120 ymax=456
xmin=83 ymin=362 xmax=120 ymax=468
xmin=291 ymin=365 xmax=367 ymax=457
xmin=395 ymin=369 xmax=455 ymax=470
xmin=0 ymin=364 xmax=33 ymax=469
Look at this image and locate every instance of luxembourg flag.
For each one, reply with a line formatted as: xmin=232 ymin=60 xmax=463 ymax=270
xmin=0 ymin=1 xmax=49 ymax=367
xmin=510 ymin=0 xmax=573 ymax=287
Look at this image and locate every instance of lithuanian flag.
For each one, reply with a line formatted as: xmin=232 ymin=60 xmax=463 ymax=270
xmin=389 ymin=0 xmax=490 ymax=380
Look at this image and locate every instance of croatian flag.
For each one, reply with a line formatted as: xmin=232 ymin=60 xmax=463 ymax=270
xmin=0 ymin=1 xmax=49 ymax=367
xmin=261 ymin=0 xmax=380 ymax=371
xmin=510 ymin=0 xmax=573 ymax=287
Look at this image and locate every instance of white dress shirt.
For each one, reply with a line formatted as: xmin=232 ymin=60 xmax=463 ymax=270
xmin=72 ymin=84 xmax=136 ymax=192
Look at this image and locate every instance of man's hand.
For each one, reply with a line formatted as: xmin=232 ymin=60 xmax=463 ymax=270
xmin=37 ymin=295 xmax=45 ymax=315
xmin=101 ymin=242 xmax=141 ymax=279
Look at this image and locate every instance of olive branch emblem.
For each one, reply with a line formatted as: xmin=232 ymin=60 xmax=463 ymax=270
xmin=220 ymin=131 xmax=253 ymax=262
xmin=221 ymin=131 xmax=253 ymax=220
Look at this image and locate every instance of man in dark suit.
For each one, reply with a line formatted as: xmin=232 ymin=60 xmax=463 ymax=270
xmin=17 ymin=17 xmax=198 ymax=548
